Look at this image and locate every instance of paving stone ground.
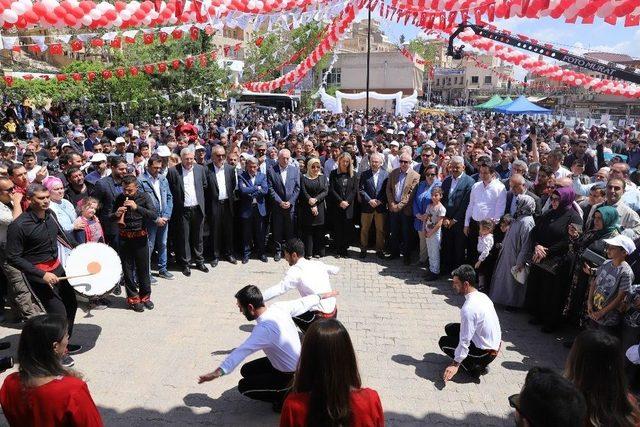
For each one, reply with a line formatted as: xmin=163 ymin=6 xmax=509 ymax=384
xmin=0 ymin=250 xmax=571 ymax=426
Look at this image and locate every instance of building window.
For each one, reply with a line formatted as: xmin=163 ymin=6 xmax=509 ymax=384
xmin=322 ymin=68 xmax=341 ymax=85
xmin=471 ymin=76 xmax=479 ymax=84
xmin=484 ymin=76 xmax=492 ymax=84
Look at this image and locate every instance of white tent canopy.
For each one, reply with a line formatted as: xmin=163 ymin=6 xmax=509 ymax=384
xmin=314 ymin=87 xmax=418 ymax=117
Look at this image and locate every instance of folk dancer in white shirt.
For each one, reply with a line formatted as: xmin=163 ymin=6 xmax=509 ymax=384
xmin=198 ymin=285 xmax=338 ymax=411
xmin=262 ymin=238 xmax=338 ymax=332
xmin=464 ymin=162 xmax=506 ymax=264
xmin=440 ymin=265 xmax=502 ymax=381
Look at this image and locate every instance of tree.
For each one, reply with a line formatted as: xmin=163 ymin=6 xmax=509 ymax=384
xmin=407 ymin=38 xmax=439 ymax=63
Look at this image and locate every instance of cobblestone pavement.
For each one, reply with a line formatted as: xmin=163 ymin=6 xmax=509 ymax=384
xmin=0 ymin=251 xmax=571 ymax=426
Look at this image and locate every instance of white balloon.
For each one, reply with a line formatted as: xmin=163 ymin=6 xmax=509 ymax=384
xmin=575 ymin=79 xmax=582 ymax=85
xmin=120 ymin=10 xmax=131 ymax=19
xmin=127 ymin=1 xmax=140 ymax=10
xmin=97 ymin=2 xmax=111 ymax=12
xmin=168 ymin=14 xmax=177 ymax=24
xmin=114 ymin=16 xmax=122 ymax=26
xmin=89 ymin=9 xmax=101 ymax=19
xmin=3 ymin=9 xmax=18 ymax=23
xmin=41 ymin=0 xmax=58 ymax=11
xmin=81 ymin=14 xmax=92 ymax=25
xmin=142 ymin=15 xmax=151 ymax=25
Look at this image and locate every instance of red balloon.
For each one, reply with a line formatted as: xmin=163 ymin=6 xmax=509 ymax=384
xmin=104 ymin=9 xmax=116 ymax=20
xmin=79 ymin=1 xmax=94 ymax=13
xmin=115 ymin=1 xmax=127 ymax=11
xmin=32 ymin=3 xmax=47 ymax=16
xmin=140 ymin=1 xmax=153 ymax=13
xmin=63 ymin=13 xmax=76 ymax=26
xmin=70 ymin=7 xmax=84 ymax=18
xmin=61 ymin=1 xmax=75 ymax=11
xmin=24 ymin=10 xmax=39 ymax=24
xmin=54 ymin=6 xmax=67 ymax=18
xmin=15 ymin=17 xmax=27 ymax=29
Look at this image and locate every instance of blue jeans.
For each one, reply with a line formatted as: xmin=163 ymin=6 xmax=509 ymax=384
xmin=147 ymin=221 xmax=168 ymax=272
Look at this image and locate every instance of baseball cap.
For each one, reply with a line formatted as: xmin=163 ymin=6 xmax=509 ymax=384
xmin=90 ymin=153 xmax=107 ymax=163
xmin=73 ymin=132 xmax=84 ymax=139
xmin=156 ymin=145 xmax=171 ymax=157
xmin=115 ymin=137 xmax=126 ymax=144
xmin=386 ymin=129 xmax=394 ymax=135
xmin=194 ymin=144 xmax=206 ymax=151
xmin=603 ymin=235 xmax=636 ymax=255
xmin=390 ymin=141 xmax=400 ymax=147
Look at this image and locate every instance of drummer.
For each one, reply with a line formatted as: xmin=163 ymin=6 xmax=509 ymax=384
xmin=5 ymin=183 xmax=81 ymax=368
xmin=111 ymin=175 xmax=158 ymax=312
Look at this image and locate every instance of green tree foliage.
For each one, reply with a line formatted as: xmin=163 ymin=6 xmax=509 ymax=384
xmin=407 ymin=38 xmax=439 ymax=63
xmin=2 ymin=33 xmax=229 ymax=122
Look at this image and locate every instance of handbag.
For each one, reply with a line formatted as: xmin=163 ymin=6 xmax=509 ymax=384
xmin=581 ymin=248 xmax=607 ymax=267
xmin=532 ymin=256 xmax=562 ymax=274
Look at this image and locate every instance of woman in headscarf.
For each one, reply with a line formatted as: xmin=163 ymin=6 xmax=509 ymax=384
xmin=489 ymin=195 xmax=536 ymax=309
xmin=564 ymin=205 xmax=620 ymax=327
xmin=525 ymin=186 xmax=583 ymax=333
xmin=299 ymin=157 xmax=329 ymax=258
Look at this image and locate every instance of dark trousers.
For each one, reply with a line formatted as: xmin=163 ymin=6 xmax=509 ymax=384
xmin=438 ymin=323 xmax=497 ymax=372
xmin=302 ymin=225 xmax=325 ymax=257
xmin=211 ymin=200 xmax=234 ymax=260
xmin=442 ymin=221 xmax=467 ymax=274
xmin=466 ymin=219 xmax=480 ymax=265
xmin=237 ymin=357 xmax=293 ymax=404
xmin=176 ymin=206 xmax=204 ymax=266
xmin=272 ymin=208 xmax=294 ymax=255
xmin=332 ymin=214 xmax=353 ymax=254
xmin=242 ymin=208 xmax=267 ymax=258
xmin=389 ymin=211 xmax=413 ymax=258
xmin=28 ymin=264 xmax=77 ymax=337
xmin=525 ymin=263 xmax=570 ymax=329
xmin=292 ymin=309 xmax=337 ymax=332
xmin=121 ymin=236 xmax=151 ymax=300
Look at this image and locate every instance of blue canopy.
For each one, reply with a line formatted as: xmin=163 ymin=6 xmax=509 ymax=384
xmin=493 ymin=95 xmax=552 ymax=115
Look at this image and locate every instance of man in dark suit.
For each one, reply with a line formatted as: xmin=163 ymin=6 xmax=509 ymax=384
xmin=504 ymin=173 xmax=541 ymax=217
xmin=359 ymin=152 xmax=388 ymax=259
xmin=441 ymin=156 xmax=475 ymax=274
xmin=166 ymin=147 xmax=209 ymax=276
xmin=91 ymin=155 xmax=128 ymax=295
xmin=386 ymin=152 xmax=420 ymax=265
xmin=206 ymin=145 xmax=238 ymax=266
xmin=267 ymin=149 xmax=300 ymax=262
xmin=238 ymin=156 xmax=269 ymax=264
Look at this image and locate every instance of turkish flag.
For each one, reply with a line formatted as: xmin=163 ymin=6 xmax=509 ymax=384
xmin=71 ymin=40 xmax=84 ymax=52
xmin=3 ymin=76 xmax=13 ymax=87
xmin=56 ymin=74 xmax=67 ymax=82
xmin=91 ymin=38 xmax=105 ymax=47
xmin=185 ymin=57 xmax=194 ymax=69
xmin=110 ymin=37 xmax=122 ymax=48
xmin=143 ymin=33 xmax=154 ymax=44
xmin=102 ymin=70 xmax=113 ymax=79
xmin=255 ymin=36 xmax=264 ymax=47
xmin=129 ymin=66 xmax=139 ymax=76
xmin=158 ymin=62 xmax=167 ymax=73
xmin=87 ymin=72 xmax=96 ymax=82
xmin=72 ymin=73 xmax=83 ymax=81
xmin=144 ymin=64 xmax=155 ymax=74
xmin=49 ymin=43 xmax=63 ymax=55
xmin=159 ymin=32 xmax=168 ymax=43
xmin=172 ymin=29 xmax=183 ymax=39
xmin=116 ymin=68 xmax=126 ymax=78
xmin=190 ymin=27 xmax=199 ymax=41
xmin=171 ymin=59 xmax=180 ymax=70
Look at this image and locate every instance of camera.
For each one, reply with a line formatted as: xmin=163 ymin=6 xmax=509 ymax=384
xmin=0 ymin=356 xmax=13 ymax=373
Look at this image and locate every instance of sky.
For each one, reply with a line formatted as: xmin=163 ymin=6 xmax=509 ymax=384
xmin=354 ymin=11 xmax=640 ymax=80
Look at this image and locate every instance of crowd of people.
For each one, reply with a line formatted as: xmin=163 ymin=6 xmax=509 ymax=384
xmin=0 ymin=102 xmax=639 ymax=425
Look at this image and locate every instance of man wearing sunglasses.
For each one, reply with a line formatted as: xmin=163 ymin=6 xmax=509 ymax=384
xmin=509 ymin=367 xmax=586 ymax=427
xmin=0 ymin=177 xmax=39 ymax=322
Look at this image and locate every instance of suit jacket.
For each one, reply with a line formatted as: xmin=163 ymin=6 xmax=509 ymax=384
xmin=386 ymin=168 xmax=420 ymax=216
xmin=138 ymin=171 xmax=173 ymax=220
xmin=91 ymin=176 xmax=123 ymax=237
xmin=504 ymin=190 xmax=542 ymax=217
xmin=329 ymin=170 xmax=358 ymax=220
xmin=238 ymin=170 xmax=268 ymax=218
xmin=441 ymin=173 xmax=475 ymax=223
xmin=267 ymin=163 xmax=300 ymax=210
xmin=166 ymin=164 xmax=207 ymax=216
xmin=359 ymin=168 xmax=388 ymax=213
xmin=206 ymin=163 xmax=237 ymax=215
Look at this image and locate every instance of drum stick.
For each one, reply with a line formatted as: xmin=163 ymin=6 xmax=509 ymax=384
xmin=58 ymin=272 xmax=97 ymax=281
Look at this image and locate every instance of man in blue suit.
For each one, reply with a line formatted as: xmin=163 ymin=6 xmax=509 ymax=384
xmin=139 ymin=154 xmax=174 ymax=282
xmin=238 ymin=156 xmax=269 ymax=264
xmin=267 ymin=149 xmax=300 ymax=262
xmin=441 ymin=156 xmax=475 ymax=274
xmin=358 ymin=153 xmax=388 ymax=259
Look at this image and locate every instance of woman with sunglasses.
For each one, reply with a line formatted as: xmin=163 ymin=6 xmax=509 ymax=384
xmin=280 ymin=319 xmax=383 ymax=427
xmin=525 ymin=186 xmax=583 ymax=333
xmin=299 ymin=158 xmax=329 ymax=259
xmin=0 ymin=314 xmax=103 ymax=426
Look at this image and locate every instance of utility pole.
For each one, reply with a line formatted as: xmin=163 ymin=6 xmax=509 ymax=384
xmin=365 ymin=5 xmax=371 ymax=121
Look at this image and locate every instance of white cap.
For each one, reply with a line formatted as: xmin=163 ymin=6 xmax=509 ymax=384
xmin=90 ymin=153 xmax=107 ymax=163
xmin=398 ymin=131 xmax=405 ymax=135
xmin=424 ymin=140 xmax=436 ymax=149
xmin=603 ymin=235 xmax=636 ymax=255
xmin=3 ymin=142 xmax=15 ymax=148
xmin=156 ymin=145 xmax=171 ymax=157
xmin=390 ymin=141 xmax=400 ymax=147
xmin=73 ymin=131 xmax=84 ymax=138
xmin=194 ymin=144 xmax=206 ymax=151
xmin=386 ymin=129 xmax=394 ymax=135
xmin=115 ymin=137 xmax=126 ymax=144
xmin=61 ymin=142 xmax=71 ymax=149
xmin=627 ymin=345 xmax=640 ymax=365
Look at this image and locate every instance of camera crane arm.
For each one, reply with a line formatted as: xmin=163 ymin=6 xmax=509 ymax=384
xmin=447 ymin=23 xmax=640 ymax=85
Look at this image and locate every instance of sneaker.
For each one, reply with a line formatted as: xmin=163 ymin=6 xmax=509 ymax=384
xmin=61 ymin=355 xmax=75 ymax=367
xmin=129 ymin=303 xmax=144 ymax=313
xmin=150 ymin=276 xmax=159 ymax=285
xmin=158 ymin=270 xmax=175 ymax=280
xmin=67 ymin=344 xmax=83 ymax=355
xmin=143 ymin=300 xmax=155 ymax=310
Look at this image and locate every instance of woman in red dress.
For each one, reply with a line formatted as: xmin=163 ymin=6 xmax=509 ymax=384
xmin=280 ymin=319 xmax=384 ymax=427
xmin=0 ymin=314 xmax=103 ymax=426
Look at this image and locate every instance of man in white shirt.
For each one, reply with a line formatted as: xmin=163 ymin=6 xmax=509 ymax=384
xmin=323 ymin=142 xmax=341 ymax=176
xmin=262 ymin=238 xmax=338 ymax=331
xmin=198 ymin=285 xmax=338 ymax=410
xmin=440 ymin=265 xmax=501 ymax=381
xmin=464 ymin=161 xmax=506 ymax=263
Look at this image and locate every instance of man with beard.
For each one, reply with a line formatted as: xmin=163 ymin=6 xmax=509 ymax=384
xmin=197 ymin=285 xmax=338 ymax=411
xmin=64 ymin=167 xmax=89 ymax=207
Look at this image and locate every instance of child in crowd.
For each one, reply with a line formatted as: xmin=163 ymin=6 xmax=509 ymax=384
xmin=475 ymin=220 xmax=495 ymax=292
xmin=24 ymin=118 xmax=35 ymax=140
xmin=74 ymin=196 xmax=109 ymax=310
xmin=423 ymin=186 xmax=446 ymax=282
